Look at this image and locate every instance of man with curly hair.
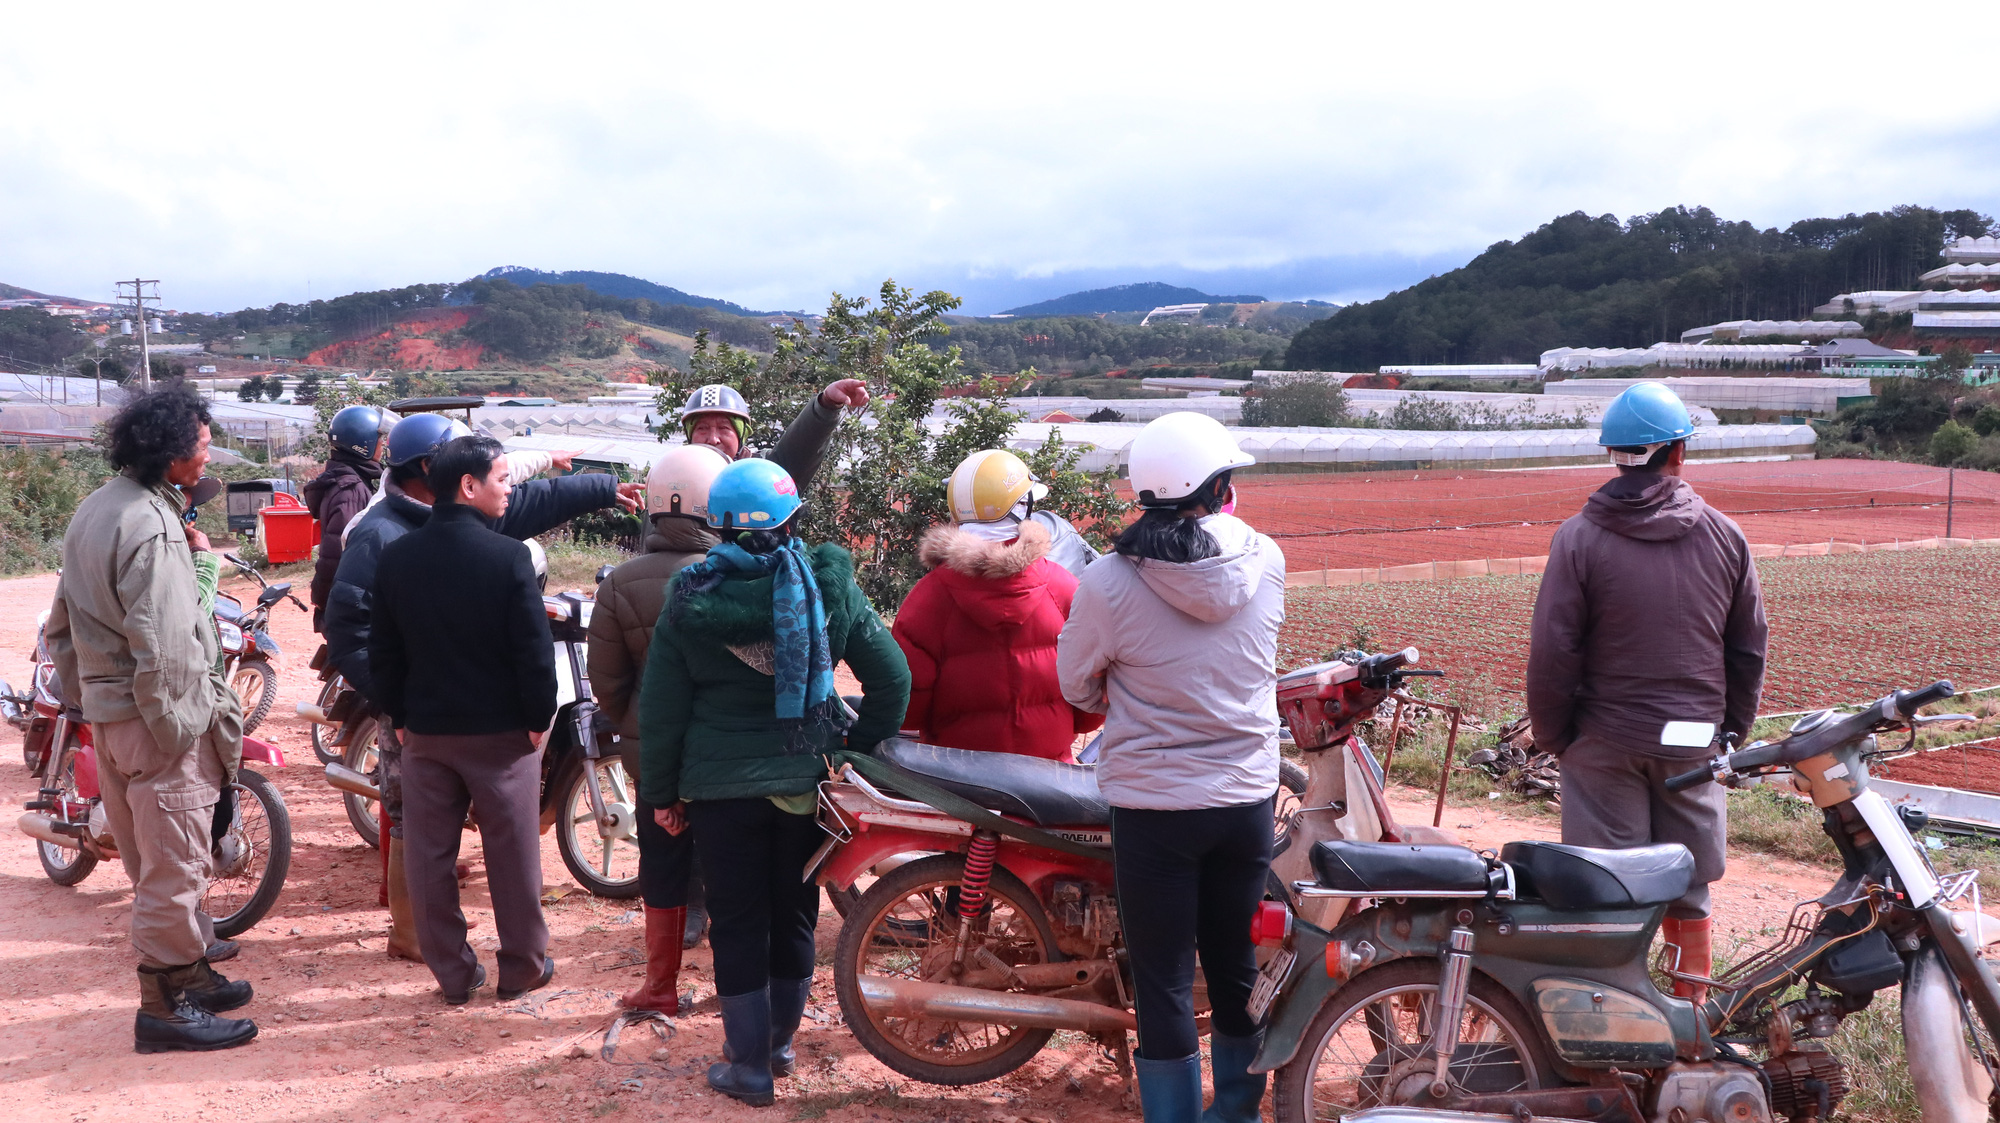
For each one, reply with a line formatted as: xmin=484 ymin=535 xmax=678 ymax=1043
xmin=45 ymin=384 xmax=260 ymax=1053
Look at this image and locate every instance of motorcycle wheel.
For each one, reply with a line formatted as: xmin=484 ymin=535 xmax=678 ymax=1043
xmin=36 ymin=746 xmax=98 ymax=887
xmin=204 ymin=767 xmax=293 ymax=939
xmin=342 ymin=716 xmax=382 ymax=850
xmin=1271 ymin=958 xmax=1554 ymax=1123
xmin=552 ymin=755 xmax=642 ymax=898
xmin=833 ymin=853 xmax=1064 ymax=1087
xmin=309 ymin=676 xmax=344 ymax=765
xmin=231 ymin=659 xmax=278 ymax=735
xmin=1274 ymin=757 xmax=1308 ymax=849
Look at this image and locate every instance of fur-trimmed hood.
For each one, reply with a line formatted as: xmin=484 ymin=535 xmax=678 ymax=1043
xmin=669 ymin=542 xmax=859 ymax=645
xmin=918 ymin=518 xmax=1051 ymax=579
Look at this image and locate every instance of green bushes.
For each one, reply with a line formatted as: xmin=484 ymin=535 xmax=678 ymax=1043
xmin=0 ymin=447 xmax=112 ymax=573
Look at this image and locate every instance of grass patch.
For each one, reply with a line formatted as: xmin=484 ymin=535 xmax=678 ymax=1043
xmin=1830 ymin=990 xmax=1920 ymax=1123
xmin=543 ymin=531 xmax=629 ymax=593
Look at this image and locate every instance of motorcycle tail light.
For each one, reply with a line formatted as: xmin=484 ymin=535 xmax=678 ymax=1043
xmin=217 ymin=621 xmax=245 ymax=654
xmin=1251 ymin=900 xmax=1292 ymax=948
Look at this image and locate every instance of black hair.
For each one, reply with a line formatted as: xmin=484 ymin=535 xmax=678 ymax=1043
xmin=390 ymin=460 xmax=427 ymax=486
xmin=1114 ymin=470 xmax=1231 ymax=563
xmin=1611 ymin=440 xmax=1680 ymax=473
xmin=106 ymin=385 xmax=212 ymax=486
xmin=723 ymin=508 xmax=803 ymax=555
xmin=427 ymin=434 xmax=506 ymax=503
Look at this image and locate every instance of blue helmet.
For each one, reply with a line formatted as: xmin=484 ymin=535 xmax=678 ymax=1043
xmin=706 ymin=457 xmax=801 ymax=531
xmin=384 ymin=413 xmax=473 ymax=467
xmin=1598 ymin=382 xmax=1695 ymax=456
xmin=329 ymin=405 xmax=387 ymax=459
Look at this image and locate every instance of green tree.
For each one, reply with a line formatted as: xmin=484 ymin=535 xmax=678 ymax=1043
xmin=236 ymin=375 xmax=266 ymax=402
xmin=1930 ymin=419 xmax=1978 ymax=465
xmin=264 ymin=377 xmax=286 ymax=401
xmin=649 ymin=282 xmax=1125 ymax=604
xmin=1971 ymin=404 xmax=2000 ymax=437
xmin=1241 ymin=374 xmax=1348 ymax=426
xmin=294 ymin=370 xmax=322 ymax=404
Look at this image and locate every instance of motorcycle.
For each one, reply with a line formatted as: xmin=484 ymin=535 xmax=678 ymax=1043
xmin=214 ymin=552 xmax=306 ymax=736
xmin=320 ymin=589 xmax=645 ymax=899
xmin=814 ymin=648 xmax=1436 ymax=1088
xmin=1251 ymin=680 xmax=2000 ymax=1123
xmin=14 ymin=628 xmax=293 ymax=938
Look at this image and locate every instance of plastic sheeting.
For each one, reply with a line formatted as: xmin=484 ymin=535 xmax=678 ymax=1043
xmin=1375 ymin=363 xmax=1543 ymax=380
xmin=1540 ymin=343 xmax=1812 ymax=371
xmin=1544 ymin=376 xmax=1867 ymax=414
xmin=1680 ymin=320 xmax=1863 ymax=342
xmin=1919 ymin=262 xmax=2000 ymax=286
xmin=1944 ymin=235 xmax=2000 ymax=263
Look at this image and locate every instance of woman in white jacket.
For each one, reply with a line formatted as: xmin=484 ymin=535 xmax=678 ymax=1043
xmin=1056 ymin=412 xmax=1286 ymax=1123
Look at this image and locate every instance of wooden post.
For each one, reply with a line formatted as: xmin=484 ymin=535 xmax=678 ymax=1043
xmin=1432 ymin=707 xmax=1463 ymax=828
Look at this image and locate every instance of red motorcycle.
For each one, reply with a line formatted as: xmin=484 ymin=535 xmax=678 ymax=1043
xmin=12 ymin=611 xmax=294 ymax=938
xmin=817 ymin=648 xmax=1437 ymax=1088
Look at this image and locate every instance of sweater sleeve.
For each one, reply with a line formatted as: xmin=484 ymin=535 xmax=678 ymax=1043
xmin=1720 ymin=533 xmax=1769 ymax=743
xmin=637 ymin=614 xmax=693 ymax=806
xmin=1526 ymin=524 xmax=1587 ymax=756
xmin=840 ymin=589 xmax=911 ymax=753
xmin=889 ymin=575 xmax=943 ymax=737
xmin=764 ymin=397 xmax=841 ymax=491
xmin=1055 ymin=566 xmax=1114 ymax=715
xmin=492 ymin=474 xmax=617 ymax=541
xmin=366 ymin=550 xmax=410 ymax=729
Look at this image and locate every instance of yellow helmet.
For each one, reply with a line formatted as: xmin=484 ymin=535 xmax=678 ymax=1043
xmin=645 ymin=443 xmax=732 ymax=521
xmin=946 ymin=449 xmax=1048 ymax=524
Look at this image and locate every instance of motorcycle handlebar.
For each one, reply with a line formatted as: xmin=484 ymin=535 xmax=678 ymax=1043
xmin=1664 ymin=764 xmax=1713 ymax=792
xmin=1897 ymin=680 xmax=1956 ymax=718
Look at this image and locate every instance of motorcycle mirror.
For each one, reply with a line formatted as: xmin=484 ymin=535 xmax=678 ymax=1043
xmin=1660 ymin=720 xmax=1717 ymax=749
xmin=188 ymin=476 xmax=223 ymax=508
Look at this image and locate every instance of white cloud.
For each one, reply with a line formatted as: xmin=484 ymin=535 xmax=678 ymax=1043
xmin=4 ymin=0 xmax=1997 ymax=313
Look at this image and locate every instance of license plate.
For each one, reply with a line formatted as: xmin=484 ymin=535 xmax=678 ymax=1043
xmin=1247 ymin=947 xmax=1296 ymax=1023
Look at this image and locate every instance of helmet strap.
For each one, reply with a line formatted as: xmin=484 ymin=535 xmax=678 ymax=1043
xmin=1607 ymin=441 xmax=1671 ymax=468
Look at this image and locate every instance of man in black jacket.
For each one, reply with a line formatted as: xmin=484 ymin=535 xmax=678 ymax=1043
xmin=371 ymin=435 xmax=560 ymax=1004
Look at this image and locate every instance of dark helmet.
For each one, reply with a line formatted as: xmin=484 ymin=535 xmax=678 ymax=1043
xmin=329 ymin=405 xmax=388 ymax=459
xmin=680 ymin=384 xmax=752 ymax=447
xmin=384 ymin=413 xmax=473 ymax=468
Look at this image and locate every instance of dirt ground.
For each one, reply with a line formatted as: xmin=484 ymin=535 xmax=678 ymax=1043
xmin=0 ymin=569 xmax=1840 ymax=1123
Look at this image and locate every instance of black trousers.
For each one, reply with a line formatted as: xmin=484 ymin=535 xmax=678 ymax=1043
xmin=687 ymin=799 xmax=822 ymax=997
xmin=635 ymin=794 xmax=700 ymax=910
xmin=1112 ymin=796 xmax=1274 ymax=1059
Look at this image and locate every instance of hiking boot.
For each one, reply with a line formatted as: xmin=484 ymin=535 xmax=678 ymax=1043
xmin=204 ymin=939 xmax=239 ymax=964
xmin=179 ymin=959 xmax=253 ymax=1014
xmin=134 ymin=965 xmax=257 ymax=1054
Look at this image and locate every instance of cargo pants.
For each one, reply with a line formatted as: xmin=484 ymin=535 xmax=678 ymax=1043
xmin=93 ymin=717 xmax=229 ymax=969
xmin=1557 ymin=732 xmax=1726 ymax=919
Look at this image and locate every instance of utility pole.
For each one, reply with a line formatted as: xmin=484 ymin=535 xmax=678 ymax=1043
xmin=1946 ymin=467 xmax=1956 ymax=539
xmin=115 ymin=278 xmax=161 ymax=390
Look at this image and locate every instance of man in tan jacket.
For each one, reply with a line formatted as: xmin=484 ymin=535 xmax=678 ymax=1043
xmin=46 ymin=385 xmax=258 ymax=1053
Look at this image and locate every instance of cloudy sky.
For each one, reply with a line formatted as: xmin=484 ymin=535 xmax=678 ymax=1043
xmin=5 ymin=2 xmax=1998 ymax=316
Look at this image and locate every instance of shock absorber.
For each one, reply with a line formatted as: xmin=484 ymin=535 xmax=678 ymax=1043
xmin=1430 ymin=920 xmax=1477 ymax=1100
xmin=950 ymin=830 xmax=1000 ymax=973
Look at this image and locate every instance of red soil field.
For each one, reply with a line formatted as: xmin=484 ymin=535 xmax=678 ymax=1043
xmin=1278 ymin=546 xmax=2000 ymax=719
xmin=1877 ymin=740 xmax=2000 ymax=794
xmin=304 ymin=308 xmax=484 ymax=369
xmin=1239 ymin=459 xmax=2000 ymax=572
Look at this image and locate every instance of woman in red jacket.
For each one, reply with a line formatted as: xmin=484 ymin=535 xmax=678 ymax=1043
xmin=893 ymin=450 xmax=1102 ymax=759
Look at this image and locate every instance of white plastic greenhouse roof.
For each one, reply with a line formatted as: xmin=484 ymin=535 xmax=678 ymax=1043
xmin=1920 ymin=262 xmax=2000 ymax=286
xmin=1544 ymin=376 xmax=1869 ymax=413
xmin=1914 ymin=312 xmax=2000 ymax=331
xmin=1812 ymin=290 xmax=1923 ymax=316
xmin=985 ymin=420 xmax=1815 ymax=473
xmin=1540 ymin=343 xmax=1812 ymax=370
xmin=1944 ymin=235 xmax=2000 ymax=263
xmin=1338 ymin=388 xmax=1716 ymax=425
xmin=1376 ymin=363 xmax=1543 ymax=380
xmin=1680 ymin=320 xmax=1863 ymax=342
xmin=1918 ymin=289 xmax=2000 ymax=308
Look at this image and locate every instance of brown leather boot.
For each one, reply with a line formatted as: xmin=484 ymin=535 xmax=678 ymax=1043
xmin=621 ymin=906 xmax=691 ymax=1014
xmin=1663 ymin=916 xmax=1712 ymax=1005
xmin=386 ymin=837 xmax=424 ymax=962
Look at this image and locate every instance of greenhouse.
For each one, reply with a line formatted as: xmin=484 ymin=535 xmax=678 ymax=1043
xmin=1540 ymin=343 xmax=1813 ymax=371
xmin=1919 ymin=262 xmax=2000 ymax=287
xmin=1680 ymin=320 xmax=1863 ymax=342
xmin=1543 ymin=376 xmax=1871 ymax=415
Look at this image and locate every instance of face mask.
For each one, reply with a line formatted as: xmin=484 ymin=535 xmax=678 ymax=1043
xmin=1219 ymin=486 xmax=1238 ymax=515
xmin=959 ymin=497 xmax=1030 ymax=542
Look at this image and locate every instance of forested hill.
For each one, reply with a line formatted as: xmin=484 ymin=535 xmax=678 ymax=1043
xmin=1003 ymin=282 xmax=1265 ymax=317
xmin=480 ymin=267 xmax=766 ymax=316
xmin=1285 ymin=205 xmax=1993 ymax=371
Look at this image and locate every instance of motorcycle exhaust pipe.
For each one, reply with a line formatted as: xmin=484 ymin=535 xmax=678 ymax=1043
xmin=857 ymin=974 xmax=1136 ymax=1034
xmin=18 ymin=812 xmax=81 ymax=850
xmin=324 ymin=763 xmax=381 ymax=801
xmin=296 ymin=702 xmax=331 ymax=725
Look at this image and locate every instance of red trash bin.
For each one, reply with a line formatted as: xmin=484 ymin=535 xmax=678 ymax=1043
xmin=257 ymin=493 xmax=320 ymax=564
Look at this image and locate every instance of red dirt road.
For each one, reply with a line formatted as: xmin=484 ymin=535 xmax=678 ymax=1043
xmin=1242 ymin=460 xmax=2000 ymax=572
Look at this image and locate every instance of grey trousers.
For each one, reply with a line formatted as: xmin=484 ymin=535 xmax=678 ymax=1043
xmin=94 ymin=718 xmax=223 ymax=968
xmin=402 ymin=730 xmax=548 ymax=995
xmin=1558 ymin=733 xmax=1725 ymax=919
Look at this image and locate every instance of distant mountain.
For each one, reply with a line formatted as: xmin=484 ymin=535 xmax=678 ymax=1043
xmin=1001 ymin=282 xmax=1267 ymax=317
xmin=0 ymin=281 xmax=107 ymax=306
xmin=479 ymin=267 xmax=765 ymax=317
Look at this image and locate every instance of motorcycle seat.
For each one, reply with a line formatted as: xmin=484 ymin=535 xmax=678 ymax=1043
xmin=874 ymin=739 xmax=1109 ymax=828
xmin=1499 ymin=841 xmax=1693 ymax=911
xmin=1309 ymin=840 xmax=1499 ymax=896
xmin=214 ymin=597 xmax=245 ymax=624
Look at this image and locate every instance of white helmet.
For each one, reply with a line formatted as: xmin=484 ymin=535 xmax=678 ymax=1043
xmin=1127 ymin=412 xmax=1254 ymax=507
xmin=645 ymin=444 xmax=732 ymax=521
xmin=525 ymin=538 xmax=548 ymax=591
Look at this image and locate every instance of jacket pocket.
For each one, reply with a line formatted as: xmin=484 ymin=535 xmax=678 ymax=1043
xmin=156 ymin=781 xmax=221 ymax=813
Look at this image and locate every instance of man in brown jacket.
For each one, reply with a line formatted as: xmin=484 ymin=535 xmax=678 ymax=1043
xmin=46 ymin=385 xmax=258 ymax=1052
xmin=1527 ymin=382 xmax=1767 ymax=999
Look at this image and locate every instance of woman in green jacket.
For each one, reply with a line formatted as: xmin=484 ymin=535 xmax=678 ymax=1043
xmin=638 ymin=458 xmax=909 ymax=1107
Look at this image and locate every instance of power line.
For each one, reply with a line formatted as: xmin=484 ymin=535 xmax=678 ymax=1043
xmin=114 ymin=279 xmax=161 ymax=390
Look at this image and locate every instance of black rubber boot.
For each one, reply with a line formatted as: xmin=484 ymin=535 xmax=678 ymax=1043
xmin=707 ymin=989 xmax=775 ymax=1106
xmin=683 ymin=872 xmax=710 ymax=950
xmin=767 ymin=976 xmax=811 ymax=1078
xmin=134 ymin=965 xmax=258 ymax=1054
xmin=1203 ymin=1031 xmax=1267 ymax=1123
xmin=1135 ymin=1053 xmax=1201 ymax=1123
xmin=179 ymin=959 xmax=253 ymax=1013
